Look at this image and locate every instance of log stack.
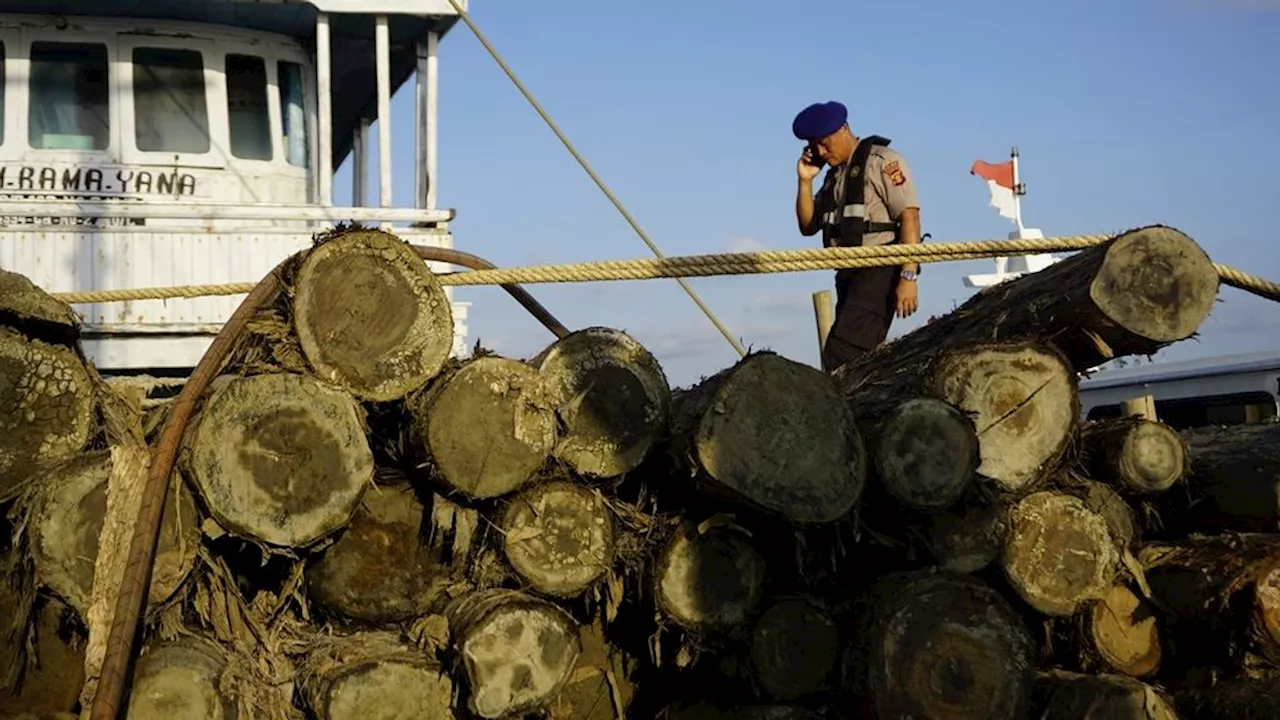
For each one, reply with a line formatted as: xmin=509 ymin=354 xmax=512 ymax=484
xmin=1 ymin=224 xmax=1276 ymax=720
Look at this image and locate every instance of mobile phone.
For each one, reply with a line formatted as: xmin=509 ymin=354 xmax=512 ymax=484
xmin=805 ymin=142 xmax=825 ymax=169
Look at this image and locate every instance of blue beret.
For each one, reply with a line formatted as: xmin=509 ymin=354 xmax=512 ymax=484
xmin=792 ymin=101 xmax=847 ymax=141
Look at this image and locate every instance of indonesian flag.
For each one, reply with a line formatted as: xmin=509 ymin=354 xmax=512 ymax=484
xmin=970 ymin=159 xmax=1018 ymax=220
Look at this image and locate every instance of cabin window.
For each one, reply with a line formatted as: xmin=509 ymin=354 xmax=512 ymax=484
xmin=278 ymin=61 xmax=308 ymax=168
xmin=226 ymin=54 xmax=272 ymax=160
xmin=133 ymin=48 xmax=210 ymax=154
xmin=28 ymin=42 xmax=110 ymax=151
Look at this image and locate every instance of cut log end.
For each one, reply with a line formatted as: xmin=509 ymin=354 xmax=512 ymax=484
xmin=306 ymin=483 xmax=451 ymax=623
xmin=302 ymin=631 xmax=455 ymax=720
xmin=33 ymin=452 xmax=199 ymax=617
xmin=867 ymin=571 xmax=1034 ymax=720
xmin=413 ymin=356 xmax=558 ymax=501
xmin=500 ymin=480 xmax=616 ymax=598
xmin=0 ymin=328 xmax=96 ymax=499
xmin=655 ymin=522 xmax=767 ymax=632
xmin=448 ymin=589 xmax=583 ymax=719
xmin=125 ymin=640 xmax=233 ymax=720
xmin=1081 ymin=418 xmax=1186 ymax=495
xmin=925 ymin=500 xmax=1009 ymax=574
xmin=749 ymin=600 xmax=839 ymax=701
xmin=1033 ymin=670 xmax=1178 ymax=720
xmin=874 ymin=397 xmax=978 ymax=512
xmin=293 ymin=229 xmax=456 ymax=402
xmin=686 ymin=352 xmax=865 ymax=523
xmin=0 ymin=269 xmax=80 ymax=334
xmin=1255 ymin=565 xmax=1280 ymax=655
xmin=1090 ymin=225 xmax=1220 ymax=345
xmin=184 ymin=372 xmax=373 ymax=548
xmin=1088 ymin=584 xmax=1162 ymax=678
xmin=1002 ymin=491 xmax=1120 ymax=617
xmin=932 ymin=343 xmax=1077 ymax=493
xmin=534 ymin=326 xmax=672 ymax=479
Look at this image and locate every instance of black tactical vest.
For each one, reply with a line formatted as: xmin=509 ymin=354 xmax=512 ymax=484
xmin=818 ymin=135 xmax=901 ymax=248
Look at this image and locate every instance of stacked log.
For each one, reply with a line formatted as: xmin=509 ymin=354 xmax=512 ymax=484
xmin=2 ymin=224 xmax=1275 ymax=720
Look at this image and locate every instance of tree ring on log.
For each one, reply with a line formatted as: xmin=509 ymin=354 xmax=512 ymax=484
xmin=306 ymin=483 xmax=451 ymax=623
xmin=125 ymin=639 xmax=234 ymax=720
xmin=293 ymin=228 xmax=455 ymax=402
xmin=410 ymin=356 xmax=559 ymax=501
xmin=184 ymin=372 xmax=373 ymax=547
xmin=932 ymin=343 xmax=1077 ymax=493
xmin=1089 ymin=226 xmax=1219 ymax=344
xmin=1117 ymin=421 xmax=1185 ymax=493
xmin=654 ymin=521 xmax=767 ymax=632
xmin=533 ymin=327 xmax=671 ymax=479
xmin=500 ymin=480 xmax=616 ymax=598
xmin=867 ymin=570 xmax=1034 ymax=720
xmin=0 ymin=327 xmax=96 ymax=499
xmin=1254 ymin=564 xmax=1280 ymax=656
xmin=874 ymin=398 xmax=978 ymax=512
xmin=1002 ymin=491 xmax=1120 ymax=617
xmin=446 ymin=588 xmax=583 ymax=719
xmin=301 ymin=631 xmax=455 ymax=720
xmin=33 ymin=451 xmax=200 ymax=619
xmin=749 ymin=599 xmax=840 ymax=701
xmin=1088 ymin=583 xmax=1161 ymax=678
xmin=682 ymin=352 xmax=865 ymax=523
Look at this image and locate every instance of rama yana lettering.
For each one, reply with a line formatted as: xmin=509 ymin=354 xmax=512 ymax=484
xmin=0 ymin=165 xmax=199 ymax=196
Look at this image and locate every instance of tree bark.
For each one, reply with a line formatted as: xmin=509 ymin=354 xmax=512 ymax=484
xmin=291 ymin=228 xmax=456 ymax=402
xmin=30 ymin=451 xmax=199 ymax=621
xmin=532 ymin=326 xmax=672 ymax=479
xmin=407 ymin=356 xmax=559 ymax=502
xmin=1163 ymin=423 xmax=1280 ymax=534
xmin=843 ymin=225 xmax=1219 ymax=374
xmin=841 ymin=340 xmax=1078 ymax=495
xmin=1078 ymin=417 xmax=1188 ymax=495
xmin=1001 ymin=489 xmax=1123 ymax=617
xmin=669 ymin=351 xmax=866 ymax=524
xmin=924 ymin=497 xmax=1011 ymax=574
xmin=857 ymin=569 xmax=1035 ymax=720
xmin=182 ymin=371 xmax=374 ymax=548
xmin=1138 ymin=533 xmax=1280 ymax=670
xmin=306 ymin=482 xmax=455 ymax=623
xmin=500 ymin=480 xmax=616 ymax=598
xmin=1031 ymin=670 xmax=1178 ymax=720
xmin=0 ymin=327 xmax=96 ymax=501
xmin=0 ymin=594 xmax=85 ymax=719
xmin=852 ymin=396 xmax=979 ymax=513
xmin=748 ymin=599 xmax=840 ymax=702
xmin=1175 ymin=677 xmax=1280 ymax=719
xmin=546 ymin=619 xmax=637 ymax=720
xmin=653 ymin=520 xmax=767 ymax=634
xmin=446 ymin=588 xmax=583 ymax=719
xmin=299 ymin=630 xmax=455 ymax=720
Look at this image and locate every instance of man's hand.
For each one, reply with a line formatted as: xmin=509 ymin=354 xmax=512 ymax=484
xmin=797 ymin=148 xmax=821 ymax=182
xmin=895 ymin=279 xmax=918 ymax=318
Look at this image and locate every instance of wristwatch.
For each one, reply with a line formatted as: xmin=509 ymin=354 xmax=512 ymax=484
xmin=901 ymin=268 xmax=918 ymax=281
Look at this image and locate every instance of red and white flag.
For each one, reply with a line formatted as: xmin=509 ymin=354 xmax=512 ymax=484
xmin=970 ymin=159 xmax=1018 ymax=221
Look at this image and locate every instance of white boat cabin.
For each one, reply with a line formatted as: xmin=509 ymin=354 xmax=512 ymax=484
xmin=0 ymin=1 xmax=471 ymax=374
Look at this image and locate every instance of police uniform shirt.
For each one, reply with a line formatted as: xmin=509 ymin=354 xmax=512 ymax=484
xmin=826 ymin=145 xmax=920 ymax=247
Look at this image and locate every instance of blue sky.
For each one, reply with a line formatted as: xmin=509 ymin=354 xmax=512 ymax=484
xmin=333 ymin=0 xmax=1280 ymax=388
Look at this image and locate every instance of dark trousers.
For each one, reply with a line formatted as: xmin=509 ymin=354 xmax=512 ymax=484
xmin=821 ymin=266 xmax=898 ymax=373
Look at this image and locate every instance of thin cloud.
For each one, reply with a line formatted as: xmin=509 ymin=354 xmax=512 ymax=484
xmin=727 ymin=236 xmax=768 ymax=253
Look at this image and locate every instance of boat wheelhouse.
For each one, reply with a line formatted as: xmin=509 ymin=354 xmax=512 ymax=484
xmin=0 ymin=0 xmax=470 ymax=374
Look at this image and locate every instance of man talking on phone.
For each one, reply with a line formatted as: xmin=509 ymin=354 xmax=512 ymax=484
xmin=792 ymin=100 xmax=922 ymax=372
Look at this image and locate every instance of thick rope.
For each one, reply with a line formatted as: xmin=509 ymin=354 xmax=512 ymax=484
xmin=443 ymin=0 xmax=746 ymax=356
xmin=46 ymin=235 xmax=1280 ymax=305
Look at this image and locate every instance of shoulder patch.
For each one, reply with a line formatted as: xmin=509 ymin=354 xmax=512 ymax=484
xmin=884 ymin=160 xmax=907 ymax=187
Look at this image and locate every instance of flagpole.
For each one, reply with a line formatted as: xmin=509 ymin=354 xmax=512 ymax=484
xmin=1010 ymin=146 xmax=1025 ymax=231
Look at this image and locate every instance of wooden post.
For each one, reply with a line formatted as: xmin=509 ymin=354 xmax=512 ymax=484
xmin=1121 ymin=393 xmax=1158 ymax=421
xmin=813 ymin=290 xmax=833 ymax=361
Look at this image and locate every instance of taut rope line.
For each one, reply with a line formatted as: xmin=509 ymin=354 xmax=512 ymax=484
xmin=47 ymin=235 xmax=1280 ymax=305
